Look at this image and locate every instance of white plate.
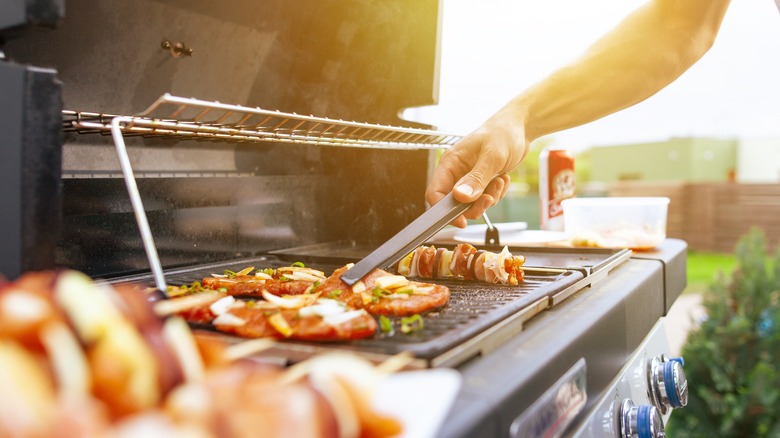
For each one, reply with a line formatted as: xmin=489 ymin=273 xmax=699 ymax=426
xmin=454 ymin=228 xmax=567 ymax=246
xmin=449 ymin=221 xmax=528 ymax=242
xmin=373 ymin=368 xmax=462 ymax=438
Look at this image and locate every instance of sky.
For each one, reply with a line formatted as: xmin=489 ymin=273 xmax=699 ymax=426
xmin=403 ymin=0 xmax=780 ymax=152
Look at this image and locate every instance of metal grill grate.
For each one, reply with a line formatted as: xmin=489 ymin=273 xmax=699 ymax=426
xmin=114 ymin=255 xmax=586 ymax=367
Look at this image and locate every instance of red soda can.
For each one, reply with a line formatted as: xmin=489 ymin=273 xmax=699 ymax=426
xmin=539 ymin=148 xmax=575 ymax=231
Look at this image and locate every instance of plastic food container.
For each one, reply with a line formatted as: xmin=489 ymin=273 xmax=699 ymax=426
xmin=561 ymin=197 xmax=670 ymax=250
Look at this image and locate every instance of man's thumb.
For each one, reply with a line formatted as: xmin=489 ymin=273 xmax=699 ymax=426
xmin=453 ymin=172 xmax=489 ymax=203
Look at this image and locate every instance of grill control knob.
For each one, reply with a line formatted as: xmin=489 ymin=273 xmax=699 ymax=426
xmin=647 ymin=356 xmax=688 ymax=414
xmin=620 ymin=399 xmax=665 ymax=438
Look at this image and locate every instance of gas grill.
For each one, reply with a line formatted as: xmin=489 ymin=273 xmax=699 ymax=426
xmin=1 ymin=1 xmax=689 ymax=436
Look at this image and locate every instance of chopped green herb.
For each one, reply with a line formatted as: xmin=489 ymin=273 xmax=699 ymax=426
xmin=260 ymin=268 xmax=276 ymax=276
xmin=218 ymin=287 xmax=228 ymax=293
xmin=292 ymin=261 xmax=305 ymax=268
xmin=224 ymin=269 xmax=237 ymax=278
xmin=327 ymin=289 xmax=343 ymax=299
xmin=312 ymin=281 xmax=321 ymax=288
xmin=379 ymin=315 xmax=393 ymax=333
xmin=400 ymin=314 xmax=424 ymax=334
xmin=167 ymin=280 xmax=208 ymax=296
xmin=372 ymin=287 xmax=390 ymax=298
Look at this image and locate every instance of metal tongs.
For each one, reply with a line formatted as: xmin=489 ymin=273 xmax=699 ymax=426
xmin=341 ymin=192 xmax=473 ymax=286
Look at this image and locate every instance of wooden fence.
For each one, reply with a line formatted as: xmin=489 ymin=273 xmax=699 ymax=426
xmin=608 ymin=182 xmax=780 ymax=253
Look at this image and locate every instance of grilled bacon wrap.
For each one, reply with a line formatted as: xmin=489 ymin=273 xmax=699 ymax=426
xmin=397 ymin=243 xmax=526 ymax=285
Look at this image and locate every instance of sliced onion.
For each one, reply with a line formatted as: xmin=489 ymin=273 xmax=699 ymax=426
xmin=449 ymin=245 xmax=462 ymax=273
xmin=1 ymin=290 xmax=51 ymax=323
xmin=396 ymin=251 xmax=414 ymax=276
xmin=54 ymin=270 xmax=124 ymax=344
xmin=351 ymin=280 xmax=366 ymax=294
xmin=153 ymin=291 xmax=222 ymax=317
xmin=281 ymin=271 xmax=323 ymax=282
xmin=493 ymin=246 xmax=512 ymax=283
xmin=374 ymin=275 xmax=409 ymax=291
xmin=384 ymin=293 xmax=410 ymax=300
xmin=412 ymin=285 xmax=435 ymax=295
xmin=439 ymin=250 xmax=454 ymax=277
xmin=324 ymin=309 xmax=367 ymax=326
xmin=40 ymin=321 xmax=90 ymax=397
xmin=254 ymin=272 xmax=273 ymax=280
xmin=277 ymin=266 xmax=326 ymax=279
xmin=212 ymin=313 xmax=247 ymax=327
xmin=208 ymin=296 xmax=237 ymax=316
xmin=409 ymin=248 xmax=421 ymax=278
xmin=298 ymin=299 xmax=346 ymax=318
xmin=267 ymin=313 xmax=293 ymax=338
xmin=261 ymin=290 xmax=319 ymax=309
xmin=162 ymin=316 xmax=205 ymax=382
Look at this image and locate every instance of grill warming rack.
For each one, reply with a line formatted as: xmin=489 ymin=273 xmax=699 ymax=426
xmin=63 ymin=93 xmax=461 ymax=149
xmin=63 ymin=94 xmax=462 ymax=292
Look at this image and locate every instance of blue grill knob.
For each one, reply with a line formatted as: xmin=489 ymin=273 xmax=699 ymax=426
xmin=621 ymin=399 xmax=665 ymax=438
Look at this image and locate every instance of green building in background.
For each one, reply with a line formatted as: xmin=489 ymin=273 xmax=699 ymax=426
xmin=588 ymin=137 xmax=738 ymax=183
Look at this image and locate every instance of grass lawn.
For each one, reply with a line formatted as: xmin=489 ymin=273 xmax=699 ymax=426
xmin=685 ymin=250 xmax=737 ymax=294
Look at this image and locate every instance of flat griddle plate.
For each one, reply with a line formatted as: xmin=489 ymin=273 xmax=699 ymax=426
xmin=112 ymin=245 xmax=628 ymax=367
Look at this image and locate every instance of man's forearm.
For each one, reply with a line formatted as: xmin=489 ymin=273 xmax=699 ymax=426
xmin=505 ymin=0 xmax=731 ymax=142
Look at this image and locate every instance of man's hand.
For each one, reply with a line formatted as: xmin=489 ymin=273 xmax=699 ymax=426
xmin=425 ymin=110 xmax=528 ymax=228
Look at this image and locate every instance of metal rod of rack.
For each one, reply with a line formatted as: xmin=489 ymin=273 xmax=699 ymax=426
xmin=110 ymin=116 xmax=167 ymax=292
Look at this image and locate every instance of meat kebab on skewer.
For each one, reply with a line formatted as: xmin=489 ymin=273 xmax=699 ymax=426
xmin=396 ymin=243 xmax=527 ymax=285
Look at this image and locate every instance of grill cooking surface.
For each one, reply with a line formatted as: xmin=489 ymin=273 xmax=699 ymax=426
xmin=115 ymin=252 xmax=588 ymax=366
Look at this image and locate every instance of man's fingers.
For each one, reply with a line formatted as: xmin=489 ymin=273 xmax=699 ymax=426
xmin=451 ymin=215 xmax=468 ymax=229
xmin=498 ymin=174 xmax=511 ymax=200
xmin=483 ymin=176 xmax=509 ymax=206
xmin=463 ymin=194 xmax=495 ymax=220
xmin=452 ymin=152 xmax=504 ymax=204
xmin=453 ymin=171 xmax=487 ymax=203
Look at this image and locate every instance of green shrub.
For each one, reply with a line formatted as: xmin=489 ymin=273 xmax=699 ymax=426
xmin=666 ymin=228 xmax=780 ymax=437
